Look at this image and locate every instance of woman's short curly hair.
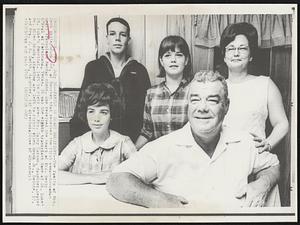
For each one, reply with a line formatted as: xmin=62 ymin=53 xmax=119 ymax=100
xmin=77 ymin=83 xmax=122 ymax=124
xmin=217 ymin=22 xmax=259 ymax=78
xmin=220 ymin=22 xmax=258 ymax=59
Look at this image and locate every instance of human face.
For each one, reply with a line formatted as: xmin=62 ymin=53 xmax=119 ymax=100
xmin=160 ymin=48 xmax=188 ymax=78
xmin=86 ymin=104 xmax=111 ymax=136
xmin=224 ymin=34 xmax=252 ymax=71
xmin=188 ymin=81 xmax=229 ymax=137
xmin=106 ymin=22 xmax=130 ymax=55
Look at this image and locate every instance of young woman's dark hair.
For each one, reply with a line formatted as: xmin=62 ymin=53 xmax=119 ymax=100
xmin=106 ymin=17 xmax=130 ymax=37
xmin=157 ymin=35 xmax=192 ymax=81
xmin=77 ymin=83 xmax=122 ymax=124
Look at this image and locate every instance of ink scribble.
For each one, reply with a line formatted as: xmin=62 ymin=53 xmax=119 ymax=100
xmin=45 ymin=20 xmax=57 ymax=63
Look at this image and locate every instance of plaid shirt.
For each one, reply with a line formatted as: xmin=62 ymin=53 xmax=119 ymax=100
xmin=140 ymin=79 xmax=190 ymax=140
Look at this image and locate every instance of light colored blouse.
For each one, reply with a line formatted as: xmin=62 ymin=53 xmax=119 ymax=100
xmin=59 ymin=130 xmax=137 ymax=174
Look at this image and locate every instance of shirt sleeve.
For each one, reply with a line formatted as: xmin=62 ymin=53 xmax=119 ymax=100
xmin=58 ymin=139 xmax=80 ymax=171
xmin=112 ymin=143 xmax=158 ymax=184
xmin=140 ymin=90 xmax=154 ymax=140
xmin=121 ymin=136 xmax=137 ymax=160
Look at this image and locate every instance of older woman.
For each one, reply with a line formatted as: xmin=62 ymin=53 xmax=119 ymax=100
xmin=219 ymin=22 xmax=289 ymax=153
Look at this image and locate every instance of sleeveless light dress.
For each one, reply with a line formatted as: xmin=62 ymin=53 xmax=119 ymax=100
xmin=224 ymin=75 xmax=281 ymax=206
xmin=224 ymin=75 xmax=269 ymax=138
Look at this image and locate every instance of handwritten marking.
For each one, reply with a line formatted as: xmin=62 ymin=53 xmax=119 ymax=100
xmin=45 ymin=20 xmax=57 ymax=63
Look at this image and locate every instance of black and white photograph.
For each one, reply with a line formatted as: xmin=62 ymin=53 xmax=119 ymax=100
xmin=3 ymin=3 xmax=297 ymax=223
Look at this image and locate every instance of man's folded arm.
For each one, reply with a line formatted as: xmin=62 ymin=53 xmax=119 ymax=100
xmin=106 ymin=172 xmax=188 ymax=208
xmin=240 ymin=144 xmax=281 ymax=206
xmin=236 ymin=163 xmax=280 ymax=207
xmin=255 ymin=163 xmax=280 ymax=192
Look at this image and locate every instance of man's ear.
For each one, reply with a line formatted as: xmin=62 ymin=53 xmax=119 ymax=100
xmin=225 ymin=98 xmax=230 ymax=115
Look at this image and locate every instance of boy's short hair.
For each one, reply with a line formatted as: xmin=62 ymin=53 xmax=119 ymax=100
xmin=106 ymin=17 xmax=130 ymax=37
xmin=77 ymin=83 xmax=122 ymax=124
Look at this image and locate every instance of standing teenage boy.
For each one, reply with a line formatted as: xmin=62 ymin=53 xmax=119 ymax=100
xmin=70 ymin=17 xmax=151 ymax=142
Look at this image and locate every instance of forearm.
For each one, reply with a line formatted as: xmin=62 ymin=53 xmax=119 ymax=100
xmin=106 ymin=172 xmax=183 ymax=208
xmin=266 ymin=121 xmax=289 ymax=150
xmin=135 ymin=135 xmax=149 ymax=150
xmin=255 ymin=164 xmax=280 ymax=191
xmin=58 ymin=170 xmax=109 ymax=185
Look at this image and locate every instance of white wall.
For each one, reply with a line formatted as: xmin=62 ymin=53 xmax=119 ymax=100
xmin=59 ymin=14 xmax=96 ymax=88
xmin=59 ymin=14 xmax=214 ymax=88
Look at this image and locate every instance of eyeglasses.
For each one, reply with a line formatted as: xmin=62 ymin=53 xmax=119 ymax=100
xmin=225 ymin=46 xmax=249 ymax=56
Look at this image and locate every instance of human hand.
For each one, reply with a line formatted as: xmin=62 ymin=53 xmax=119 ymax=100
xmin=158 ymin=192 xmax=189 ymax=208
xmin=235 ymin=179 xmax=270 ymax=207
xmin=89 ymin=171 xmax=111 ymax=185
xmin=249 ymin=132 xmax=272 ymax=153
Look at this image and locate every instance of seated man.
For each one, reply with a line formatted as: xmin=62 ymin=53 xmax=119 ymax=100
xmin=106 ymin=71 xmax=280 ymax=208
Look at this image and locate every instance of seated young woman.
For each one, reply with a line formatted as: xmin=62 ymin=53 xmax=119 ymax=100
xmin=58 ymin=83 xmax=137 ymax=185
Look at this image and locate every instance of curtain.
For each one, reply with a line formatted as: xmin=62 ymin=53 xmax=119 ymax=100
xmin=193 ymin=14 xmax=292 ymax=48
xmin=192 ymin=14 xmax=292 ymax=74
xmin=193 ymin=15 xmax=220 ymax=48
xmin=166 ymin=15 xmax=215 ymax=74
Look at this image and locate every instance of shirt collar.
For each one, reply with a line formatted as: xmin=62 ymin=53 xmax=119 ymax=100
xmin=175 ymin=123 xmax=243 ymax=155
xmin=104 ymin=52 xmax=134 ymax=66
xmin=161 ymin=78 xmax=189 ymax=94
xmin=81 ymin=130 xmax=122 ymax=153
xmin=174 ymin=123 xmax=197 ymax=147
xmin=178 ymin=78 xmax=189 ymax=87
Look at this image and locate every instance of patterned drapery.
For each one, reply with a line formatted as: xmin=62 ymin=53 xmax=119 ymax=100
xmin=193 ymin=14 xmax=292 ymax=48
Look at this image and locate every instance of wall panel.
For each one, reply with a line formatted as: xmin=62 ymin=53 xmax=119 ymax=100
xmin=59 ymin=14 xmax=96 ymax=88
xmin=145 ymin=15 xmax=167 ymax=85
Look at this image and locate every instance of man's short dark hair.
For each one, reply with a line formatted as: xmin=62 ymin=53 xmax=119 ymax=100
xmin=106 ymin=17 xmax=130 ymax=37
